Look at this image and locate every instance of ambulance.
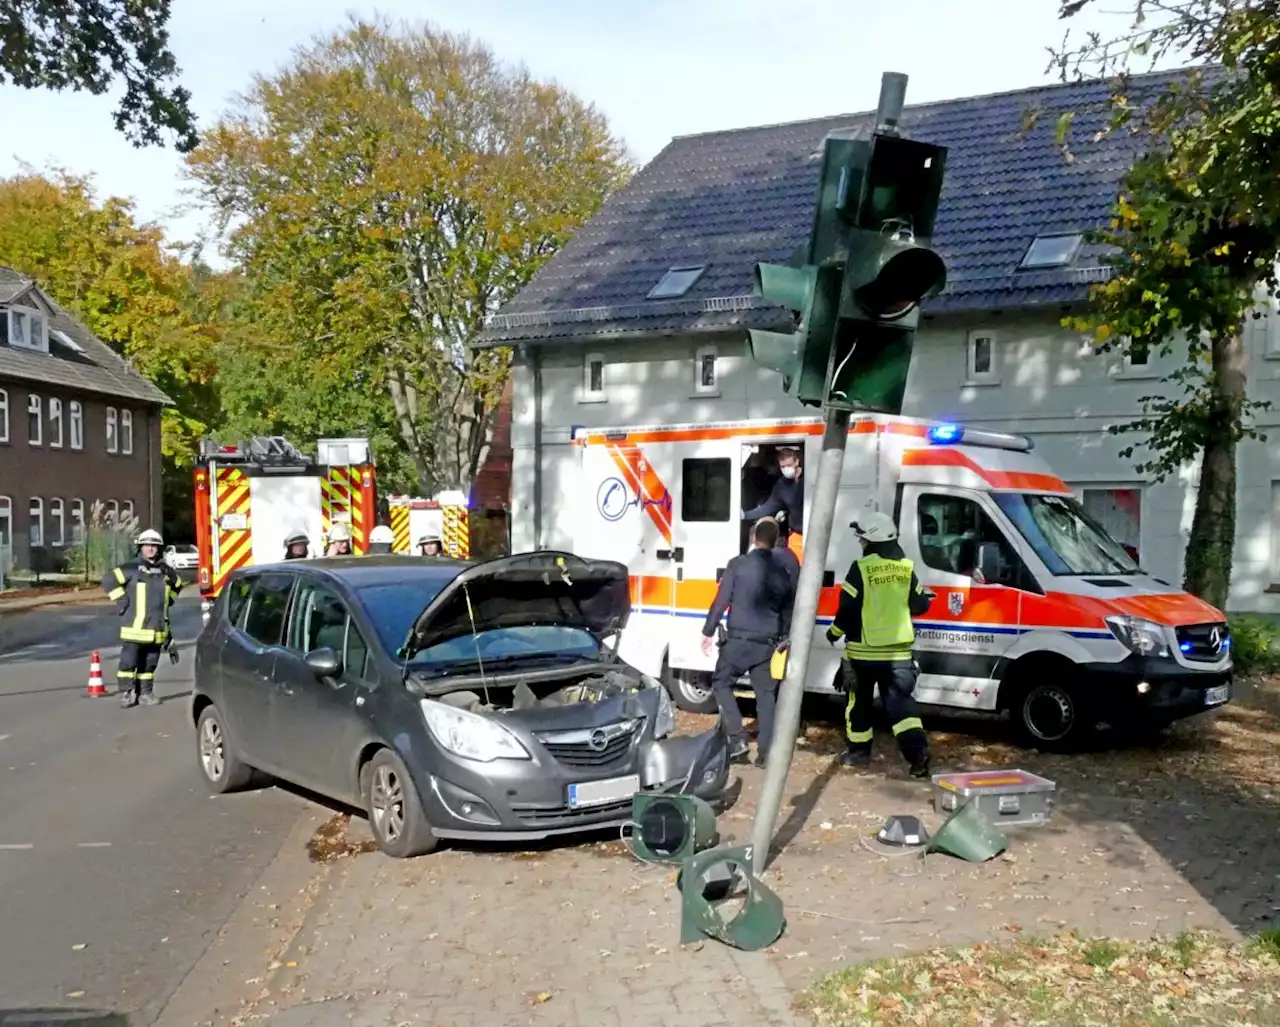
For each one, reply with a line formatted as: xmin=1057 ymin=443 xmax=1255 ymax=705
xmin=193 ymin=436 xmax=377 ymax=619
xmin=572 ymin=414 xmax=1233 ymax=746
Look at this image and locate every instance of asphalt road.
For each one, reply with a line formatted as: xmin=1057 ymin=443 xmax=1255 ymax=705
xmin=0 ymin=595 xmax=311 ymax=1026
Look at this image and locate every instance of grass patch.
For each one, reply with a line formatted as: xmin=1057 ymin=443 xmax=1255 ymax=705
xmin=804 ymin=931 xmax=1280 ymax=1026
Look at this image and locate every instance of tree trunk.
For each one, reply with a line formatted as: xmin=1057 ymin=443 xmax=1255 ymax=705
xmin=385 ymin=370 xmax=434 ymax=493
xmin=1181 ymin=332 xmax=1247 ymax=612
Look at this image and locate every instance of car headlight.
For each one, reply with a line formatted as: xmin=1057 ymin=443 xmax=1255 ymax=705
xmin=644 ymin=674 xmax=676 ymax=739
xmin=1105 ymin=615 xmax=1171 ymax=658
xmin=420 ymin=700 xmax=530 ymax=762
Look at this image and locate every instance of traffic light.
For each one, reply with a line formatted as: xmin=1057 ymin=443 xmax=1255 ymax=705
xmin=747 ymin=262 xmax=842 ymax=406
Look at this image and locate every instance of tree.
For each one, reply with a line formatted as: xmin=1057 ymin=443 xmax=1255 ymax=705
xmin=188 ymin=18 xmax=630 ymax=495
xmin=0 ymin=0 xmax=197 ymax=150
xmin=1050 ymin=0 xmax=1280 ymax=609
xmin=0 ymin=171 xmax=221 ymax=534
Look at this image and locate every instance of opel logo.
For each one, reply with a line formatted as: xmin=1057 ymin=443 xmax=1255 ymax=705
xmin=588 ymin=729 xmax=609 ymax=752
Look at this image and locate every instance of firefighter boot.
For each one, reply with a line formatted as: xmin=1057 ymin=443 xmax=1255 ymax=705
xmin=840 ymin=748 xmax=872 ymax=770
xmin=119 ymin=687 xmax=138 ymax=709
xmin=139 ymin=692 xmax=160 ymax=707
xmin=909 ymin=755 xmax=931 ymax=780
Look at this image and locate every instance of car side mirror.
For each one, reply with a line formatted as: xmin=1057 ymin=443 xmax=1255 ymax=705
xmin=975 ymin=541 xmax=1008 ymax=586
xmin=304 ymin=647 xmax=342 ymax=678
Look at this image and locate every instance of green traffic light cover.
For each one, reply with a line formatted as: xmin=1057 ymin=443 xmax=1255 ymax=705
xmin=630 ymin=792 xmax=718 ymax=863
xmin=852 ymin=239 xmax=947 ymax=319
xmin=753 ymin=263 xmax=815 ymax=313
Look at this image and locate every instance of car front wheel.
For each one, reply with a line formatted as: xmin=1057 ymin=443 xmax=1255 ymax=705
xmin=197 ymin=706 xmax=255 ymax=793
xmin=363 ymin=749 xmax=438 ymax=858
xmin=1015 ymin=681 xmax=1084 ymax=751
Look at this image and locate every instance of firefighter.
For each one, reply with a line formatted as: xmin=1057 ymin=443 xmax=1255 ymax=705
xmin=367 ymin=524 xmax=394 ymax=554
xmin=826 ymin=511 xmax=934 ymax=778
xmin=102 ymin=528 xmax=182 ymax=709
xmin=283 ymin=529 xmax=310 ymax=560
xmin=417 ymin=533 xmax=445 ymax=557
xmin=324 ymin=522 xmax=353 ymax=557
xmin=699 ymin=517 xmax=794 ymax=766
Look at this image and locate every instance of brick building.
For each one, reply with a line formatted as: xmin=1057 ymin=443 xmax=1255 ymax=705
xmin=0 ymin=268 xmax=170 ymax=575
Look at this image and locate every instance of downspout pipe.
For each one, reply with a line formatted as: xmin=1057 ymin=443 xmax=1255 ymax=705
xmin=519 ymin=344 xmax=544 ymax=550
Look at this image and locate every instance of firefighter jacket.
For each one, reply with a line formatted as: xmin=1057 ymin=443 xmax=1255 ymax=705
xmin=102 ymin=559 xmax=182 ymax=644
xmin=827 ymin=541 xmax=931 ymax=662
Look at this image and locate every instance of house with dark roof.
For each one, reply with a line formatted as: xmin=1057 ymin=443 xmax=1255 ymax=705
xmin=0 ymin=268 xmax=171 ymax=578
xmin=478 ymin=69 xmax=1280 ymax=614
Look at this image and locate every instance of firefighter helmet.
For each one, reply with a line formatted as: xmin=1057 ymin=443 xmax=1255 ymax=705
xmin=369 ymin=525 xmax=394 ymax=545
xmin=417 ymin=533 xmax=442 ymax=547
xmin=136 ymin=528 xmax=164 ymax=546
xmin=284 ymin=529 xmax=309 ymax=548
xmin=851 ymin=511 xmax=898 ymax=544
xmin=327 ymin=522 xmax=352 ymax=542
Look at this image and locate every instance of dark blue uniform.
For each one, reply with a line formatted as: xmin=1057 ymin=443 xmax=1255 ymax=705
xmin=701 ymin=546 xmax=794 ymax=760
xmin=743 ymin=475 xmax=803 ymax=536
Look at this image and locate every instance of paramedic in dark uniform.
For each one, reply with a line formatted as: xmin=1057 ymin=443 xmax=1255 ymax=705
xmin=283 ymin=529 xmax=310 ymax=560
xmin=742 ymin=447 xmax=804 ymax=562
xmin=700 ymin=517 xmax=794 ymax=766
xmin=826 ymin=511 xmax=934 ymax=777
xmin=102 ymin=528 xmax=182 ymax=708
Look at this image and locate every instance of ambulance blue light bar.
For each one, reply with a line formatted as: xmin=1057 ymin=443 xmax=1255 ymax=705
xmin=925 ymin=422 xmax=1034 ymax=452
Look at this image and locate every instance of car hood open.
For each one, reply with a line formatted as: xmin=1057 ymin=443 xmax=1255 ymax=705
xmin=400 ymin=550 xmax=631 ymax=659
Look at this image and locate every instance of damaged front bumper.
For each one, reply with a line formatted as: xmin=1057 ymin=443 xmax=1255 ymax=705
xmin=421 ymin=720 xmax=732 ymax=843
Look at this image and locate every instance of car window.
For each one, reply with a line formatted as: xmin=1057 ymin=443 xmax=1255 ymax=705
xmin=225 ymin=575 xmax=254 ymax=628
xmin=356 ymin=579 xmax=457 ymax=655
xmin=243 ymin=573 xmax=295 ymax=646
xmin=289 ymin=584 xmax=348 ymax=655
xmin=345 ymin=621 xmax=370 ymax=679
xmin=413 ymin=625 xmax=599 ymax=669
xmin=917 ymin=494 xmax=1017 ymax=578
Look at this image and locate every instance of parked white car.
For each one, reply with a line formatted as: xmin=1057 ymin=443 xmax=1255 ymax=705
xmin=165 ymin=544 xmax=199 ymax=571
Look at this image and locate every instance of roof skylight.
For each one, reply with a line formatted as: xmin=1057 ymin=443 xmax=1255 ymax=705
xmin=647 ymin=265 xmax=706 ymax=300
xmin=1018 ymin=233 xmax=1083 ymax=271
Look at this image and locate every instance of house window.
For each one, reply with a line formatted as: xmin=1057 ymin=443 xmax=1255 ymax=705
xmin=49 ymin=498 xmax=65 ymax=547
xmin=0 ymin=497 xmax=11 ymax=557
xmin=71 ymin=499 xmax=85 ymax=544
xmin=8 ymin=306 xmax=48 ymax=352
xmin=49 ymin=397 xmax=63 ymax=448
xmin=121 ymin=409 xmax=134 ymax=455
xmin=122 ymin=500 xmax=134 ymax=526
xmin=582 ymin=353 xmax=606 ymax=402
xmin=1127 ymin=341 xmax=1150 ymax=367
xmin=1017 ymin=233 xmax=1083 ymax=271
xmin=693 ymin=346 xmax=718 ymax=395
xmin=1079 ymin=486 xmax=1142 ymax=563
xmin=681 ymin=457 xmax=732 ymax=522
xmin=69 ymin=401 xmax=83 ymax=450
xmin=106 ymin=407 xmax=118 ymax=453
xmin=966 ymin=330 xmax=999 ymax=385
xmin=647 ymin=265 xmax=706 ymax=300
xmin=28 ymin=498 xmax=43 ymax=547
xmin=105 ymin=500 xmax=119 ymax=527
xmin=0 ymin=388 xmax=7 ymax=443
xmin=27 ymin=394 xmax=42 ymax=445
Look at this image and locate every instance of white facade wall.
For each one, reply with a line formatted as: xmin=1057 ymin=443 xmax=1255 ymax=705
xmin=509 ymin=302 xmax=1280 ymax=614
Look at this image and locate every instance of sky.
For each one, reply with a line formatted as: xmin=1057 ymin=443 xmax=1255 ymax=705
xmin=0 ymin=0 xmax=1158 ymax=255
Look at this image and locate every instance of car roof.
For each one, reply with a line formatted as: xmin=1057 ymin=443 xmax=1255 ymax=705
xmin=234 ymin=554 xmax=472 ymax=590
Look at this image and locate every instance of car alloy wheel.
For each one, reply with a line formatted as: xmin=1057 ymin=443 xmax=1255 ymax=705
xmin=370 ymin=763 xmax=405 ymax=844
xmin=200 ymin=716 xmax=225 ymax=782
xmin=1022 ymin=683 xmax=1077 ymax=744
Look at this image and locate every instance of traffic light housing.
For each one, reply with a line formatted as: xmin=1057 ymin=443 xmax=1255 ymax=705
xmin=748 ymin=94 xmax=949 ymax=413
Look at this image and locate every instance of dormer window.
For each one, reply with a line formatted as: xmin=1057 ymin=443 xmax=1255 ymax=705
xmin=6 ymin=305 xmax=49 ymax=353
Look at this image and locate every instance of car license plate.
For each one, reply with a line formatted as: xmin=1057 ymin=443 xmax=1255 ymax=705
xmin=1205 ymin=684 xmax=1230 ymax=706
xmin=567 ymin=774 xmax=640 ymax=809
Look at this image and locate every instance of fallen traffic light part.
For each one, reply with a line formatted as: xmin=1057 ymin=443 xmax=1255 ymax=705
xmin=678 ymin=844 xmax=786 ymax=950
xmin=876 ymin=814 xmax=929 ymax=847
xmin=927 ymin=799 xmax=1008 ymax=862
xmin=628 ymin=792 xmax=718 ymax=864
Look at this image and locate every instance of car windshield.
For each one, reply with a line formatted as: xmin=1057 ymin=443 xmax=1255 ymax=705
xmin=411 ymin=625 xmax=600 ymax=670
xmin=357 ymin=580 xmax=455 ymax=655
xmin=992 ymin=492 xmax=1139 ymax=576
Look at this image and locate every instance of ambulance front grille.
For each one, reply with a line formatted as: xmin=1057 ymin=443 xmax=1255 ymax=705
xmin=1175 ymin=622 xmax=1230 ymax=663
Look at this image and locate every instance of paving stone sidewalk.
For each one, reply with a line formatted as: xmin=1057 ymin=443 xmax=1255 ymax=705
xmin=228 ymin=700 xmax=1280 ymax=1027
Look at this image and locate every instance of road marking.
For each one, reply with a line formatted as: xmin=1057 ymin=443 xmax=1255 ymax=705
xmin=0 ymin=843 xmax=34 ymax=850
xmin=77 ymin=842 xmax=112 ymax=848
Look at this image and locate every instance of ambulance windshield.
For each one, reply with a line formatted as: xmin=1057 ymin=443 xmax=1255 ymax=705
xmin=993 ymin=493 xmax=1139 ymax=576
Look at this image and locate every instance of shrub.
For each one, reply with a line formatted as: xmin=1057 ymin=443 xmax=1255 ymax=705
xmin=1228 ymin=615 xmax=1280 ymax=676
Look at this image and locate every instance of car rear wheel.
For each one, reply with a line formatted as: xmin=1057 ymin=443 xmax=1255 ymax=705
xmin=197 ymin=706 xmax=255 ymax=793
xmin=364 ymin=749 xmax=438 ymax=858
xmin=663 ymin=658 xmax=718 ymax=714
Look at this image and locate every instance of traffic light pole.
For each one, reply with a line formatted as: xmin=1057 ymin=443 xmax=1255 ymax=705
xmin=750 ymin=405 xmax=850 ymax=876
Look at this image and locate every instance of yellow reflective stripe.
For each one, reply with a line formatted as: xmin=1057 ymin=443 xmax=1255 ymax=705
xmin=116 ymin=670 xmax=136 ymax=678
xmin=841 ymin=580 xmax=858 ymax=597
xmin=828 ymin=626 xmax=845 ymax=639
xmin=120 ymin=627 xmax=158 ymax=642
xmin=892 ymin=717 xmax=924 ymax=736
xmin=113 ymin=567 xmax=126 ymax=585
xmin=847 ymin=728 xmax=874 ymax=743
xmin=136 ymin=672 xmax=155 ymax=681
xmin=844 ymin=641 xmax=913 ymax=661
xmin=108 ymin=587 xmax=127 ymax=600
xmin=131 ymin=581 xmax=148 ymax=634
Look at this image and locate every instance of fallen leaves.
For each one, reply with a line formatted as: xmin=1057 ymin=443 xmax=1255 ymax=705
xmin=804 ymin=930 xmax=1280 ymax=1026
xmin=306 ymin=814 xmax=376 ymax=863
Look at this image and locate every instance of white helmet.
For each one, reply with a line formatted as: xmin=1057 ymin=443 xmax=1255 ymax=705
xmin=852 ymin=511 xmax=897 ymax=544
xmin=136 ymin=528 xmax=164 ymax=546
xmin=327 ymin=522 xmax=352 ymax=542
xmin=369 ymin=525 xmax=394 ymax=545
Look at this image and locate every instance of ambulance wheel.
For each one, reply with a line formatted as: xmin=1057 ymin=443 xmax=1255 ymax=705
xmin=663 ymin=659 xmax=717 ymax=714
xmin=1014 ymin=680 xmax=1084 ymax=750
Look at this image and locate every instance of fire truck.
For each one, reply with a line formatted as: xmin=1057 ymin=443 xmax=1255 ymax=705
xmin=385 ymin=491 xmax=470 ymax=558
xmin=193 ymin=436 xmax=377 ymax=618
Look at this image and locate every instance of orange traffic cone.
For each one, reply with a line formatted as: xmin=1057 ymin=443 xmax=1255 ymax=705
xmin=86 ymin=650 xmax=106 ymax=697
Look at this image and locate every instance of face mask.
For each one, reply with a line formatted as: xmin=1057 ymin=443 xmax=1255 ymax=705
xmin=780 ymin=466 xmax=796 ymax=479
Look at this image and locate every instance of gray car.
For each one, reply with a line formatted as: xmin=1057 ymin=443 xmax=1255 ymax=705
xmin=190 ymin=551 xmax=731 ymax=857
